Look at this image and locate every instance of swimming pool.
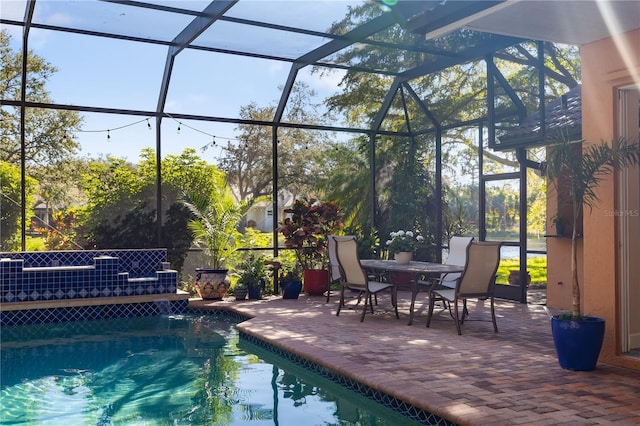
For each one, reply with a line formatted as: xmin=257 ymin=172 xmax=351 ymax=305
xmin=1 ymin=314 xmax=423 ymax=425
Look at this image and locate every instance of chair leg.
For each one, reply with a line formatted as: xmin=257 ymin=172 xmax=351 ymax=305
xmin=453 ymin=299 xmax=462 ymax=335
xmin=336 ymin=286 xmax=344 ymax=316
xmin=392 ymin=287 xmax=399 ymax=319
xmin=460 ymin=299 xmax=468 ymax=325
xmin=490 ymin=296 xmax=498 ymax=332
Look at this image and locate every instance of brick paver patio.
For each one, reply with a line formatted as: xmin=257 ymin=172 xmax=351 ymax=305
xmin=190 ymin=291 xmax=640 ymax=425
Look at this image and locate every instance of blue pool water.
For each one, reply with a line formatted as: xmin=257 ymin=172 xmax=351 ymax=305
xmin=0 ymin=315 xmax=422 ymax=425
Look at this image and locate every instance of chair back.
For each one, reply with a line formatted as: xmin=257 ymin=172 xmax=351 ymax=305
xmin=440 ymin=236 xmax=474 ymax=286
xmin=328 ymin=234 xmax=344 ymax=282
xmin=457 ymin=241 xmax=501 ymax=297
xmin=333 ymin=236 xmax=367 ymax=288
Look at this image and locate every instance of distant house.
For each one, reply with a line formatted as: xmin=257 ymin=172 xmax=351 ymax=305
xmin=244 ymin=191 xmax=295 ymax=233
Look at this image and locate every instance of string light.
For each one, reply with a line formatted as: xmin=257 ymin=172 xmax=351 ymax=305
xmin=71 ymin=114 xmax=251 ymax=151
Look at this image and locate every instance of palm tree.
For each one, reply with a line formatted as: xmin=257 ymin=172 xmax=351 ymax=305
xmin=181 ymin=178 xmax=249 ymax=270
xmin=546 ymin=136 xmax=640 ymax=319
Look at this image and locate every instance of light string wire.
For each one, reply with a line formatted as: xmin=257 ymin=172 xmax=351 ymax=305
xmin=70 ymin=115 xmax=243 ymax=149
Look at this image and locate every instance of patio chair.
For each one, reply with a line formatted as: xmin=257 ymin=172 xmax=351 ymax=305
xmin=326 ymin=234 xmax=344 ymax=303
xmin=420 ymin=236 xmax=474 ymax=291
xmin=426 ymin=241 xmax=502 ymax=335
xmin=333 ymin=236 xmax=398 ymax=322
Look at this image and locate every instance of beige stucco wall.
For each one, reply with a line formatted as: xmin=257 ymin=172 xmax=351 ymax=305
xmin=580 ymin=28 xmax=640 ymax=369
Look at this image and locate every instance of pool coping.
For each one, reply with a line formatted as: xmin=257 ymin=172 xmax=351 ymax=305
xmin=0 ymin=291 xmax=190 ymax=312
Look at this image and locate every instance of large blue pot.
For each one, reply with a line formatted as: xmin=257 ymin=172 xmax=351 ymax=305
xmin=551 ymin=316 xmax=605 ymax=371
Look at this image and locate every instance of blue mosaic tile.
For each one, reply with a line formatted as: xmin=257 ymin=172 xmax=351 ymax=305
xmin=0 ymin=250 xmax=179 ymax=304
xmin=0 ymin=300 xmax=189 ymax=326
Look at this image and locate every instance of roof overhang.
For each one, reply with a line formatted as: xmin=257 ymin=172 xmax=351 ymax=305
xmin=443 ymin=0 xmax=640 ymax=45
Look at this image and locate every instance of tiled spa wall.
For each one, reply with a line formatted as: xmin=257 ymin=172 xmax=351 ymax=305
xmin=0 ymin=249 xmax=186 ymax=325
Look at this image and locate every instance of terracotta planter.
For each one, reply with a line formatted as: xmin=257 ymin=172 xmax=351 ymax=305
xmin=195 ymin=268 xmax=228 ymax=300
xmin=303 ymin=269 xmax=329 ymax=296
xmin=508 ymin=270 xmax=531 ymax=286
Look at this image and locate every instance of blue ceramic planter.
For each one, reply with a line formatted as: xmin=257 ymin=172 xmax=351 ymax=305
xmin=551 ymin=316 xmax=605 ymax=371
xmin=281 ymin=280 xmax=302 ymax=299
xmin=247 ymin=279 xmax=266 ymax=300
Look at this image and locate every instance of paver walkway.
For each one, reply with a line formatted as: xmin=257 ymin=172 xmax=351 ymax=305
xmin=190 ymin=291 xmax=640 ymax=425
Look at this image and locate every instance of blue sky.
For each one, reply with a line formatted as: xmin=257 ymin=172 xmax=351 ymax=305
xmin=3 ymin=1 xmax=357 ymax=163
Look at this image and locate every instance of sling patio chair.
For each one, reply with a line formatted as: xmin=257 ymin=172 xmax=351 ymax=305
xmin=415 ymin=236 xmax=473 ymax=311
xmin=426 ymin=241 xmax=502 ymax=335
xmin=326 ymin=234 xmax=345 ymax=303
xmin=333 ymin=236 xmax=398 ymax=322
xmin=417 ymin=235 xmax=474 ymax=290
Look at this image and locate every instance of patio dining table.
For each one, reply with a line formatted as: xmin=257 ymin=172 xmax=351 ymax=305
xmin=360 ymin=259 xmax=464 ymax=325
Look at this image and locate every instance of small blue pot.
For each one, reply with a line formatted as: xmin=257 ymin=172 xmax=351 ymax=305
xmin=281 ymin=280 xmax=302 ymax=299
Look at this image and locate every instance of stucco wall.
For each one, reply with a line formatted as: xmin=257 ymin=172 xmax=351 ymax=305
xmin=581 ymin=28 xmax=640 ymax=368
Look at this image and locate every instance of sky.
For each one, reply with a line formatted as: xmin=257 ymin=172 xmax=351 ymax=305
xmin=2 ymin=0 xmax=359 ymax=164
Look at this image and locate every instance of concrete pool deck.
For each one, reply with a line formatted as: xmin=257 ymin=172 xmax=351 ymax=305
xmin=190 ymin=291 xmax=640 ymax=425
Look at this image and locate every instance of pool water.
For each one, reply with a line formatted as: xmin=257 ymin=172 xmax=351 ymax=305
xmin=1 ymin=315 xmax=421 ymax=425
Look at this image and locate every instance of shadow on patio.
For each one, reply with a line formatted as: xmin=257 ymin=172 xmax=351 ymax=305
xmin=190 ymin=292 xmax=640 ymax=425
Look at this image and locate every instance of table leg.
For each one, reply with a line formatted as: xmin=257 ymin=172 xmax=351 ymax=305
xmin=408 ymin=282 xmax=418 ymax=326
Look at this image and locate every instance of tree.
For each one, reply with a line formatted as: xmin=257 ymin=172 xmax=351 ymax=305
xmin=81 ymin=148 xmax=219 ymax=271
xmin=546 ymin=136 xmax=640 ymax=318
xmin=215 ymin=82 xmax=332 ymax=201
xmin=0 ymin=161 xmax=36 ymax=250
xmin=0 ymin=30 xmax=83 ymax=167
xmin=312 ymin=3 xmax=579 ymax=244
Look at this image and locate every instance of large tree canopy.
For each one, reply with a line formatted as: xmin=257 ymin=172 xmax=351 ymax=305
xmin=310 ymin=2 xmax=579 ymax=244
xmin=0 ymin=30 xmax=83 ymax=167
xmin=215 ymin=82 xmax=334 ymax=202
xmin=81 ymin=148 xmax=220 ymax=270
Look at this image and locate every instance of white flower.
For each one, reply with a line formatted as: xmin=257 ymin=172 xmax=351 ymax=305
xmin=417 ymin=235 xmax=424 ymax=242
xmin=405 ymin=231 xmax=414 ymax=237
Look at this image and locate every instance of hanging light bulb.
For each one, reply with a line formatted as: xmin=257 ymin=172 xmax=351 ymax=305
xmin=177 ymin=123 xmax=181 ymax=134
xmin=107 ymin=130 xmax=110 ymax=141
xmin=147 ymin=119 xmax=151 ymax=130
xmin=212 ymin=136 xmax=216 ymax=145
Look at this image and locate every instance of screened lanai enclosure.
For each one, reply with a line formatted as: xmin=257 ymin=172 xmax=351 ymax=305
xmin=7 ymin=1 xmax=635 ymax=303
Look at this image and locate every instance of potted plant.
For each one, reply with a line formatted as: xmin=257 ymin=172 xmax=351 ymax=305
xmin=181 ymin=180 xmax=250 ymax=300
xmin=385 ymin=230 xmax=424 ymax=264
xmin=551 ymin=214 xmax=567 ymax=236
xmin=272 ymin=256 xmax=303 ymax=299
xmin=280 ymin=270 xmax=303 ymax=299
xmin=235 ymin=254 xmax=268 ymax=300
xmin=384 ymin=229 xmax=425 ymax=285
xmin=546 ymin=135 xmax=640 ymax=370
xmin=280 ymin=198 xmax=343 ymax=295
xmin=232 ymin=281 xmax=248 ymax=301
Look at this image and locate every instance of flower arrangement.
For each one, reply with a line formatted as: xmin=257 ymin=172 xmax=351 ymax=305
xmin=386 ymin=230 xmax=424 ymax=254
